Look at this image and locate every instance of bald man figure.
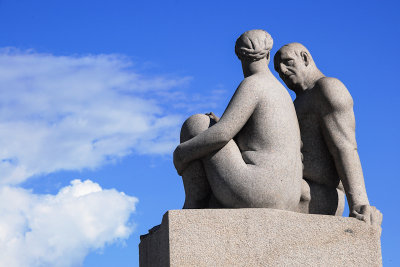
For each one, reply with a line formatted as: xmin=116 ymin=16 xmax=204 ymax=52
xmin=274 ymin=43 xmax=382 ymax=227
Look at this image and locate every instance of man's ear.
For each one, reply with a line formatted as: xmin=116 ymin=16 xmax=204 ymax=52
xmin=266 ymin=51 xmax=270 ymax=61
xmin=300 ymin=51 xmax=310 ymax=67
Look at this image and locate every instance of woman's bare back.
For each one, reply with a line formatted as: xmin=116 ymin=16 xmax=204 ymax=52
xmin=178 ymin=73 xmax=303 ymax=210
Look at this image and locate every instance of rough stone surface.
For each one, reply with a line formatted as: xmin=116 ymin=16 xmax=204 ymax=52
xmin=173 ymin=29 xmax=303 ymax=211
xmin=139 ymin=209 xmax=382 ymax=267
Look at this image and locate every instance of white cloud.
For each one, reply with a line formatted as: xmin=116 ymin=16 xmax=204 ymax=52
xmin=0 ymin=48 xmax=191 ymax=185
xmin=0 ymin=48 xmax=229 ymax=266
xmin=0 ymin=179 xmax=138 ymax=267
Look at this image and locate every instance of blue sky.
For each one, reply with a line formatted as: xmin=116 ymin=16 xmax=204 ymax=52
xmin=0 ymin=0 xmax=399 ymax=266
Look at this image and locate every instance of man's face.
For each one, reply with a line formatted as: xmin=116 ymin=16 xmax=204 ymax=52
xmin=274 ymin=48 xmax=307 ymax=91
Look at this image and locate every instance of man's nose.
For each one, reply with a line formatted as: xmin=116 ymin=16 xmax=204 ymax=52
xmin=279 ymin=63 xmax=288 ymax=74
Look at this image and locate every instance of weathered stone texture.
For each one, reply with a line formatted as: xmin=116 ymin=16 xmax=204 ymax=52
xmin=139 ymin=209 xmax=382 ymax=267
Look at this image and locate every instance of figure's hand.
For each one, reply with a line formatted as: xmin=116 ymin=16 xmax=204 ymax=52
xmin=173 ymin=145 xmax=188 ymax=176
xmin=350 ymin=204 xmax=383 ymax=227
xmin=205 ymin=112 xmax=220 ymax=122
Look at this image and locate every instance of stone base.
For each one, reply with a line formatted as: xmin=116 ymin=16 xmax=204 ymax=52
xmin=139 ymin=209 xmax=382 ymax=267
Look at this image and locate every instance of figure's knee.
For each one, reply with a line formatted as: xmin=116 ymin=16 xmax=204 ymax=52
xmin=180 ymin=114 xmax=214 ymax=142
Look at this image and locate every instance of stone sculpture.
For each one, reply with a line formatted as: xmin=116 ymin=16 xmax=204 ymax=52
xmin=273 ymin=43 xmax=382 ymax=226
xmin=141 ymin=31 xmax=383 ymax=267
xmin=173 ymin=30 xmax=303 ymax=210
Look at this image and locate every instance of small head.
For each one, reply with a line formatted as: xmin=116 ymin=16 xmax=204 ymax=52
xmin=274 ymin=43 xmax=316 ymax=92
xmin=235 ymin=30 xmax=273 ymax=63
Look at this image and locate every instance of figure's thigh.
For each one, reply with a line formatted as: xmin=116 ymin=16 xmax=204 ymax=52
xmin=202 ymin=139 xmax=285 ymax=208
xmin=202 ymin=139 xmax=250 ymax=207
xmin=181 ymin=114 xmax=255 ymax=208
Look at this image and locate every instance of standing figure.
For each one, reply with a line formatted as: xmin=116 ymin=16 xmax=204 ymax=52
xmin=274 ymin=43 xmax=382 ymax=226
xmin=173 ymin=30 xmax=303 ymax=211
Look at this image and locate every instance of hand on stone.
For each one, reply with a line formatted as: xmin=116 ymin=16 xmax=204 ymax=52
xmin=205 ymin=112 xmax=220 ymax=122
xmin=173 ymin=145 xmax=188 ymax=176
xmin=350 ymin=205 xmax=383 ymax=227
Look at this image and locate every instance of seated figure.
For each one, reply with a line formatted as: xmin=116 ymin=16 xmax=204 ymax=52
xmin=274 ymin=43 xmax=382 ymax=226
xmin=173 ymin=30 xmax=303 ymax=211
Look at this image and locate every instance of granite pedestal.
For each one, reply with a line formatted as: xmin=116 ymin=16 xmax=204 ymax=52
xmin=139 ymin=209 xmax=381 ymax=267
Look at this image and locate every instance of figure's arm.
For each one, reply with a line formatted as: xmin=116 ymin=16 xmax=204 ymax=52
xmin=174 ymin=79 xmax=258 ymax=173
xmin=317 ymin=78 xmax=370 ymax=211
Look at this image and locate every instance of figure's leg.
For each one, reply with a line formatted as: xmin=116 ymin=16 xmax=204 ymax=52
xmin=180 ymin=113 xmax=251 ymax=209
xmin=181 ymin=160 xmax=210 ymax=209
xmin=180 ymin=114 xmax=215 ymax=209
xmin=181 ymin=114 xmax=301 ymax=210
xmin=201 ymin=139 xmax=250 ymax=208
xmin=201 ymin=136 xmax=300 ymax=209
xmin=304 ymin=179 xmax=345 ymax=215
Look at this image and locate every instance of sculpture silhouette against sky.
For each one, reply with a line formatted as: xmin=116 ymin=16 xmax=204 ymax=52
xmin=173 ymin=30 xmax=382 ymax=227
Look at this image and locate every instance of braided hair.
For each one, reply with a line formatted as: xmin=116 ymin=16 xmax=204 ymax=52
xmin=235 ymin=30 xmax=273 ymax=62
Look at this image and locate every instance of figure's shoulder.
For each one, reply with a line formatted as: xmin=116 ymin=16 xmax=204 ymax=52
xmin=240 ymin=76 xmax=255 ymax=86
xmin=316 ymin=77 xmax=346 ymax=93
xmin=315 ymin=77 xmax=353 ymax=110
xmin=238 ymin=75 xmax=265 ymax=92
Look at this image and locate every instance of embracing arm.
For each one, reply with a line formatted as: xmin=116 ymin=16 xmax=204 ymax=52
xmin=174 ymin=79 xmax=258 ymax=171
xmin=318 ymin=78 xmax=370 ymax=210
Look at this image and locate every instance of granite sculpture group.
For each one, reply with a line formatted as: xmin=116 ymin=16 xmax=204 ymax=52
xmin=173 ymin=29 xmax=382 ymax=226
xmin=139 ymin=29 xmax=383 ymax=266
